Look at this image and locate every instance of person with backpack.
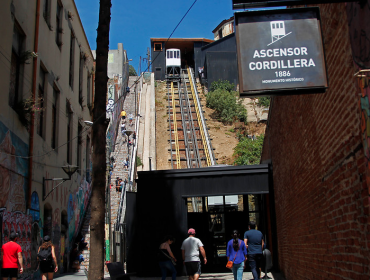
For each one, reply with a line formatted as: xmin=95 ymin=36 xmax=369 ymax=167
xmin=38 ymin=236 xmax=57 ymax=279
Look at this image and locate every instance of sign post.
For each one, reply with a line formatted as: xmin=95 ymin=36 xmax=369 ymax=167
xmin=235 ymin=7 xmax=328 ymax=96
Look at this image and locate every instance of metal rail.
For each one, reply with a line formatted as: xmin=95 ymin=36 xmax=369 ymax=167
xmin=170 ymin=82 xmax=181 ymax=169
xmin=167 ymin=68 xmax=215 ymax=169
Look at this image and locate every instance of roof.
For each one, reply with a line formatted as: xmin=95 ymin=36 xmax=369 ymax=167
xmin=212 ymin=16 xmax=234 ymax=34
xmin=150 ymin=38 xmax=214 ymax=43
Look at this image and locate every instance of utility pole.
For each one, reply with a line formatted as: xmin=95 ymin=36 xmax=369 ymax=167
xmin=89 ymin=1 xmax=111 ymax=280
xmin=139 ymin=56 xmax=141 ymax=76
xmin=147 ymin=47 xmax=150 ymax=72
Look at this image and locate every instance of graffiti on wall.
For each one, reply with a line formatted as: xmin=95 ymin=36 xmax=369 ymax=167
xmin=0 ymin=121 xmax=28 ymax=212
xmin=347 ymin=2 xmax=370 ymax=161
xmin=67 ymin=179 xmax=91 ymax=244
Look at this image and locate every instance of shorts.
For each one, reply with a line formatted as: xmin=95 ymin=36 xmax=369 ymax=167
xmin=184 ymin=261 xmax=201 ymax=276
xmin=2 ymin=268 xmax=18 ymax=278
xmin=39 ymin=261 xmax=55 ymax=273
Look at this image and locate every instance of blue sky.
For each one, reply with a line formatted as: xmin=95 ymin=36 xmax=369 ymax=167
xmin=75 ymin=0 xmax=235 ymax=73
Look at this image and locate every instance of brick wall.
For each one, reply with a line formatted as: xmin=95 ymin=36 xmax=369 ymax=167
xmin=262 ymin=3 xmax=370 ymax=279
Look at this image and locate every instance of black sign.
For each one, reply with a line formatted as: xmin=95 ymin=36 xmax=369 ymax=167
xmin=235 ymin=7 xmax=328 ymax=96
xmin=232 ymin=0 xmax=358 ymax=9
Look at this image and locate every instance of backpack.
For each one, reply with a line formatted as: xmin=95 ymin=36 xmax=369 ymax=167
xmin=38 ymin=247 xmax=52 ymax=262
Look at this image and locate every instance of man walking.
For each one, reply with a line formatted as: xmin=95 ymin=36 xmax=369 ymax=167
xmin=1 ymin=232 xmax=23 ymax=280
xmin=181 ymin=228 xmax=207 ymax=280
xmin=244 ymin=222 xmax=264 ymax=280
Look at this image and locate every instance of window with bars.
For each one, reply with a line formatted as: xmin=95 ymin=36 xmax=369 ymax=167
xmin=56 ymin=1 xmax=63 ymax=47
xmin=51 ymin=87 xmax=59 ymax=149
xmin=43 ymin=0 xmax=51 ymax=26
xmin=69 ymin=32 xmax=75 ymax=89
xmin=79 ymin=53 xmax=83 ymax=106
xmin=9 ymin=23 xmax=25 ymax=109
xmin=66 ymin=101 xmax=73 ymax=164
xmin=37 ymin=67 xmax=46 ymax=138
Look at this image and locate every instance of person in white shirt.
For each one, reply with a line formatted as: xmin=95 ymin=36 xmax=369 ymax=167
xmin=181 ymin=228 xmax=207 ymax=280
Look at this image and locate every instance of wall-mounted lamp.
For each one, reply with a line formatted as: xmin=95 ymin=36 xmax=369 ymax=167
xmin=84 ymin=120 xmax=93 ymax=127
xmin=43 ymin=165 xmax=78 ymax=200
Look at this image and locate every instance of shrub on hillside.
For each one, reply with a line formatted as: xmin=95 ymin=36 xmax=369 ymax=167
xmin=233 ymin=134 xmax=264 ymax=165
xmin=206 ymin=80 xmax=247 ymax=124
xmin=257 ymin=96 xmax=270 ymax=107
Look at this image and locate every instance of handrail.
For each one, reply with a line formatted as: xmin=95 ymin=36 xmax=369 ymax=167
xmin=187 ymin=67 xmax=214 ymax=166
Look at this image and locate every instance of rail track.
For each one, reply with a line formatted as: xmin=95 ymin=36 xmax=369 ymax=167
xmin=167 ymin=67 xmax=215 ymax=169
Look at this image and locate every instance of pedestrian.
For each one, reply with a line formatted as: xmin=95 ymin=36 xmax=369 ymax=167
xmin=181 ymin=228 xmax=207 ymax=280
xmin=119 ymin=179 xmax=124 ymax=192
xmin=1 ymin=232 xmax=23 ymax=280
xmin=121 ymin=122 xmax=126 ymax=135
xmin=244 ymin=222 xmax=264 ymax=280
xmin=158 ymin=235 xmax=177 ymax=280
xmin=122 ymin=157 xmax=129 ymax=170
xmin=120 ymin=109 xmax=126 ymax=120
xmin=226 ymin=230 xmax=247 ymax=280
xmin=38 ymin=235 xmax=58 ymax=280
xmin=128 ymin=113 xmax=134 ymax=126
xmin=115 ymin=177 xmax=120 ymax=192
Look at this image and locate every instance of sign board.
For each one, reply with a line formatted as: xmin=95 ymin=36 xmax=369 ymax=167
xmin=235 ymin=7 xmax=328 ymax=96
xmin=232 ymin=0 xmax=358 ymax=9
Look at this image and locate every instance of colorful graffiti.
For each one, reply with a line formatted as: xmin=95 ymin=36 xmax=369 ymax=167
xmin=347 ymin=2 xmax=370 ymax=160
xmin=1 ymin=211 xmax=32 ymax=274
xmin=0 ymin=121 xmax=29 ymax=212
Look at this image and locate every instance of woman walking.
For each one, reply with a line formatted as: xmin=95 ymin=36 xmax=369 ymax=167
xmin=158 ymin=235 xmax=177 ymax=280
xmin=226 ymin=230 xmax=248 ymax=280
xmin=38 ymin=235 xmax=58 ymax=280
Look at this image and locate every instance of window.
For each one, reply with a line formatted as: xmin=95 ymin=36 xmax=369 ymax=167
xmin=87 ymin=74 xmax=91 ymax=106
xmin=218 ymin=29 xmax=223 ymax=39
xmin=56 ymin=1 xmax=63 ymax=47
xmin=37 ymin=67 xmax=46 ymax=138
xmin=69 ymin=32 xmax=75 ymax=89
xmin=9 ymin=23 xmax=25 ymax=109
xmin=43 ymin=0 xmax=51 ymax=25
xmin=66 ymin=101 xmax=73 ymax=164
xmin=77 ymin=123 xmax=82 ymax=173
xmin=51 ymin=87 xmax=59 ymax=149
xmin=154 ymin=43 xmax=162 ymax=51
xmin=86 ymin=135 xmax=91 ymax=182
xmin=79 ymin=53 xmax=83 ymax=106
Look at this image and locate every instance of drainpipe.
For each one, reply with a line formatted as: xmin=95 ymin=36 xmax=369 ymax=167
xmin=27 ymin=0 xmax=41 ymax=209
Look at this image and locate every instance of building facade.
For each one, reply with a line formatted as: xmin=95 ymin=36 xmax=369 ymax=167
xmin=212 ymin=16 xmax=234 ymax=41
xmin=261 ymin=2 xmax=370 ymax=279
xmin=0 ymin=0 xmax=94 ymax=277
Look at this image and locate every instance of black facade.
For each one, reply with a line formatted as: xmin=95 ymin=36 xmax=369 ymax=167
xmin=201 ymin=33 xmax=238 ymax=89
xmin=151 ymin=41 xmax=166 ymax=80
xmin=125 ymin=165 xmax=271 ymax=276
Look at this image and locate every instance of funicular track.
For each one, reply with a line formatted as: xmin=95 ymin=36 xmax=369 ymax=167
xmin=167 ymin=67 xmax=215 ymax=169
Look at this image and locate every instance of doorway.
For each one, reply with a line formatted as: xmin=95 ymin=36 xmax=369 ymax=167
xmin=186 ymin=194 xmax=265 ymax=272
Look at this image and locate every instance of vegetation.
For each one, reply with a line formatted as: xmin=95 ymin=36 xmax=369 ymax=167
xmin=206 ymin=80 xmax=247 ymax=124
xmin=233 ymin=134 xmax=264 ymax=166
xmin=136 ymin=156 xmax=143 ymax=166
xmin=129 ymin=65 xmax=137 ymax=76
xmin=257 ymin=96 xmax=270 ymax=107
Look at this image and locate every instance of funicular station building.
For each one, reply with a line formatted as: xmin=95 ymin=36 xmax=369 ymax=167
xmin=126 ymin=165 xmax=275 ymax=276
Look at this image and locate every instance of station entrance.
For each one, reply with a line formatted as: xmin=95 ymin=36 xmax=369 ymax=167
xmin=186 ymin=194 xmax=266 ymax=272
xmin=125 ymin=165 xmax=274 ymax=277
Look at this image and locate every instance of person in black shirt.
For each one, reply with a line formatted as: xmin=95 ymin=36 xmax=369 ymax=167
xmin=244 ymin=222 xmax=264 ymax=280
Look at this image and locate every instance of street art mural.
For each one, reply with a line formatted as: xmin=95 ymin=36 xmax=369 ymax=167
xmin=1 ymin=211 xmax=33 ymax=279
xmin=347 ymin=1 xmax=370 ymax=201
xmin=0 ymin=121 xmax=28 ymax=212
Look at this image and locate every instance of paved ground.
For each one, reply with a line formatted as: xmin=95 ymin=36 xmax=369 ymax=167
xmin=55 ymin=270 xmax=286 ymax=280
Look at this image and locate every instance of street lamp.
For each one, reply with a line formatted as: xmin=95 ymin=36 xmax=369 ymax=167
xmin=43 ymin=165 xmax=78 ymax=200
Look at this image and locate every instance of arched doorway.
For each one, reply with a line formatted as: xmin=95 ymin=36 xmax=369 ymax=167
xmin=43 ymin=203 xmax=53 ymax=237
xmin=61 ymin=210 xmax=68 ymax=272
